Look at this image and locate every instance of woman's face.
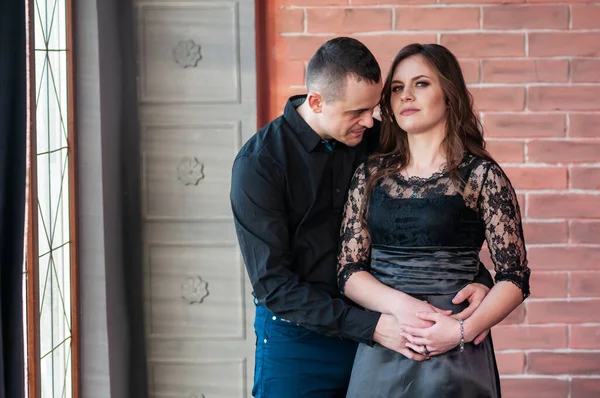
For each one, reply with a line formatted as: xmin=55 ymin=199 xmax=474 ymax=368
xmin=389 ymin=55 xmax=447 ymax=136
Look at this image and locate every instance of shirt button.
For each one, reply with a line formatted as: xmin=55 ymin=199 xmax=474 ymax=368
xmin=336 ymin=188 xmax=340 ymax=193
xmin=272 ymin=316 xmax=276 ymax=320
xmin=264 ymin=339 xmax=268 ymax=344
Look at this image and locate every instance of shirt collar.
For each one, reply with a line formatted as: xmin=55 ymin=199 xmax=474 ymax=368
xmin=283 ymin=95 xmax=326 ymax=153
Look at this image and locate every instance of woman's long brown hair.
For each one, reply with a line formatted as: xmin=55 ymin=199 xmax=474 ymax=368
xmin=361 ymin=43 xmax=494 ymax=226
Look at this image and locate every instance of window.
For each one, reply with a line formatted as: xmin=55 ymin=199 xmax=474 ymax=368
xmin=24 ymin=0 xmax=78 ymax=396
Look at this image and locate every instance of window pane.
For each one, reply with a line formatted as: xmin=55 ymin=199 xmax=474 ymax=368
xmin=34 ymin=0 xmax=72 ymax=396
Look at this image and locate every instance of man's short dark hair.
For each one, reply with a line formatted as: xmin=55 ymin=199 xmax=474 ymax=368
xmin=306 ymin=37 xmax=381 ymax=103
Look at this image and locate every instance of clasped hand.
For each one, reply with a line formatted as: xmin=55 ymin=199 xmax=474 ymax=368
xmin=395 ymin=283 xmax=490 ymax=358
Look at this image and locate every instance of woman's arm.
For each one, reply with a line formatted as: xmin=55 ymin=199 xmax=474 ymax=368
xmin=401 ymin=163 xmax=531 ymax=354
xmin=338 ymin=163 xmax=447 ymax=329
xmin=344 ymin=271 xmax=438 ymax=328
xmin=462 ymin=162 xmax=530 ymax=340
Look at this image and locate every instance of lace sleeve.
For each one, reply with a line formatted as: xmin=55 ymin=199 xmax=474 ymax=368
xmin=479 ymin=163 xmax=531 ymax=299
xmin=337 ymin=163 xmax=372 ymax=294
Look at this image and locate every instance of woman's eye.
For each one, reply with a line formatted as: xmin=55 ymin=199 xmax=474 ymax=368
xmin=392 ymin=86 xmax=403 ymax=92
xmin=416 ymin=81 xmax=429 ymax=87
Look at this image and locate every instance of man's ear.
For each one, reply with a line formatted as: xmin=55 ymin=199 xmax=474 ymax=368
xmin=306 ymin=91 xmax=323 ymax=114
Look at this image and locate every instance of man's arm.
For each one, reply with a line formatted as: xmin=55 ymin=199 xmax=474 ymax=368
xmin=230 ymin=154 xmax=380 ymax=345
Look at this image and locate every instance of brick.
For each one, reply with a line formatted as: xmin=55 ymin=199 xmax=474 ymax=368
xmin=459 ymin=59 xmax=479 ymax=84
xmin=572 ymin=379 xmax=600 ymax=398
xmin=493 ymin=325 xmax=567 ymax=350
xmin=279 ymin=8 xmax=304 ymax=33
xmin=496 ymin=352 xmax=525 ymax=375
xmin=523 ymin=222 xmax=568 ymax=245
xmin=483 ymin=114 xmax=566 ymax=138
xmin=571 ymin=325 xmax=600 ymax=349
xmin=470 ymin=87 xmax=525 ymax=112
xmin=441 ymin=34 xmax=525 ymax=58
xmin=499 ymin=303 xmax=526 ymax=325
xmin=281 ymin=0 xmax=345 ymax=5
xmin=571 ymin=167 xmax=600 ymax=190
xmin=571 ymin=221 xmax=600 ymax=245
xmin=528 ymin=272 xmax=568 ymax=298
xmin=486 ymin=141 xmax=524 ymax=163
xmin=572 ymin=59 xmax=600 ymax=83
xmin=530 ymin=33 xmax=600 ymax=57
xmin=527 ymin=247 xmax=600 ymax=270
xmin=528 ymin=300 xmax=600 ymax=324
xmin=528 ymin=140 xmax=600 ymax=163
xmin=504 ymin=167 xmax=567 ymax=190
xmin=527 ymin=0 xmax=595 ymax=2
xmin=482 ymin=60 xmax=568 ymax=83
xmin=483 ymin=5 xmax=568 ymax=29
xmin=528 ymin=353 xmax=600 ymax=375
xmin=571 ymin=272 xmax=600 ymax=298
xmin=279 ymin=61 xmax=305 ymax=87
xmin=569 ymin=114 xmax=600 ymax=138
xmin=529 ymin=86 xmax=600 ymax=111
xmin=441 ymin=0 xmax=524 ymax=3
xmin=307 ymin=8 xmax=392 ymax=34
xmin=280 ymin=36 xmax=333 ymax=61
xmin=396 ymin=7 xmax=479 ymax=31
xmin=516 ymin=194 xmax=525 ymax=215
xmin=353 ymin=0 xmax=435 ymax=4
xmin=500 ymin=378 xmax=568 ymax=398
xmin=355 ymin=34 xmax=437 ymax=63
xmin=274 ymin=86 xmax=307 ymax=112
xmin=572 ymin=4 xmax=600 ymax=29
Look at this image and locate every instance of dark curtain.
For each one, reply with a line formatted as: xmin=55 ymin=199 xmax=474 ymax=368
xmin=74 ymin=0 xmax=146 ymax=395
xmin=115 ymin=0 xmax=148 ymax=395
xmin=0 ymin=0 xmax=27 ymax=397
xmin=96 ymin=0 xmax=148 ymax=396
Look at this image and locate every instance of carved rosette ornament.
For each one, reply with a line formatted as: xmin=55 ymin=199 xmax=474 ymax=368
xmin=174 ymin=39 xmax=203 ymax=68
xmin=177 ymin=157 xmax=205 ymax=186
xmin=181 ymin=276 xmax=209 ymax=304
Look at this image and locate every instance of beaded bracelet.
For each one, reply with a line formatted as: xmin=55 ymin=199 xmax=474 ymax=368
xmin=458 ymin=319 xmax=465 ymax=353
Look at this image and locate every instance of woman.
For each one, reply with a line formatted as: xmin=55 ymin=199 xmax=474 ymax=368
xmin=337 ymin=43 xmax=530 ymax=397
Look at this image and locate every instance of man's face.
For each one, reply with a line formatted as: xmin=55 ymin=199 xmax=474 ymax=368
xmin=318 ymin=76 xmax=382 ymax=147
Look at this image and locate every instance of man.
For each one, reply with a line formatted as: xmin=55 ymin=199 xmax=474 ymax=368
xmin=230 ymin=37 xmax=493 ymax=397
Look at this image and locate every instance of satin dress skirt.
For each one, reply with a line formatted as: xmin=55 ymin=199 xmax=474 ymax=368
xmin=346 ymin=246 xmax=501 ymax=398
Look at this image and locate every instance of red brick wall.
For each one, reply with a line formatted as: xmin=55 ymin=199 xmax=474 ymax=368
xmin=264 ymin=1 xmax=600 ymax=396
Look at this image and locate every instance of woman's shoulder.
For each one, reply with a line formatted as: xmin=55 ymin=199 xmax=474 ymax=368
xmin=461 ymin=152 xmax=499 ymax=174
xmin=363 ymin=154 xmax=395 ymax=177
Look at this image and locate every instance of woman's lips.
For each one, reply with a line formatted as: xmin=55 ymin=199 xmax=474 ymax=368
xmin=400 ymin=108 xmax=419 ymax=116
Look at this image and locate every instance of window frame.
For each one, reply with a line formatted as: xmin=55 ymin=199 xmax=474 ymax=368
xmin=24 ymin=0 xmax=79 ymax=396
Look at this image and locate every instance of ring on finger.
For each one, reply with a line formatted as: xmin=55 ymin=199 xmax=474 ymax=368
xmin=423 ymin=345 xmax=430 ymax=356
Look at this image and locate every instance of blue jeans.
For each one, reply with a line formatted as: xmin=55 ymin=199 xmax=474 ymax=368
xmin=252 ymin=303 xmax=358 ymax=397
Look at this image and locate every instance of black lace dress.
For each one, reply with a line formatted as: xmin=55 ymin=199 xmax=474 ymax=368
xmin=337 ymin=153 xmax=530 ymax=398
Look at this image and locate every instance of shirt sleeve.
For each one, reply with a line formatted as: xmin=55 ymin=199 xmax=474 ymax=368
xmin=230 ymin=154 xmax=381 ymax=344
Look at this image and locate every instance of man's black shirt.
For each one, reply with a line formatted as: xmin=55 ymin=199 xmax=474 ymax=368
xmin=230 ymin=95 xmax=493 ymax=345
xmin=230 ymin=96 xmax=381 ymax=344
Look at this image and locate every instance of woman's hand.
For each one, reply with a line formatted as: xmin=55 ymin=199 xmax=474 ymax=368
xmin=399 ymin=312 xmax=462 ymax=357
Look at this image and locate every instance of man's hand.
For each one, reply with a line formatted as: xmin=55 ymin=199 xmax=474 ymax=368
xmin=451 ymin=283 xmax=489 ymax=320
xmin=391 ymin=297 xmax=452 ymax=329
xmin=373 ymin=314 xmax=429 ymax=361
xmin=451 ymin=282 xmax=490 ymax=344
